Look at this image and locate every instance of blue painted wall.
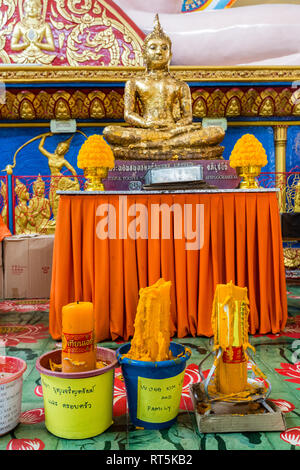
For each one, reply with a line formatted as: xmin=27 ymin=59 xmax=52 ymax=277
xmin=286 ymin=126 xmax=300 ymax=172
xmin=0 ymin=124 xmax=278 ymax=177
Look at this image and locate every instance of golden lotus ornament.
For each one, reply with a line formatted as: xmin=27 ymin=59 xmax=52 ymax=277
xmin=84 ymin=167 xmax=108 ymax=191
xmin=235 ymin=165 xmax=262 ymax=189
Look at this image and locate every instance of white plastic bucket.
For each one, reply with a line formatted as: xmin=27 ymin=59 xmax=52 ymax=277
xmin=0 ymin=356 xmax=27 ymax=436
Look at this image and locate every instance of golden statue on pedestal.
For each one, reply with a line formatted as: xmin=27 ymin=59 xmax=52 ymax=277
xmin=103 ymin=15 xmax=225 ymax=160
xmin=11 ymin=0 xmax=55 ymax=65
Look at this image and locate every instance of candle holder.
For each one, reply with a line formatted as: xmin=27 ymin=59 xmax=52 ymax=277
xmin=235 ymin=164 xmax=262 ymax=189
xmin=188 ymin=281 xmax=286 ymax=433
xmin=84 ymin=166 xmax=108 ymax=191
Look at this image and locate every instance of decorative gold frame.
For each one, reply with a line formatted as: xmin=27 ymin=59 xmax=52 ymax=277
xmin=0 ymin=66 xmax=300 ymax=83
xmin=2 ymin=66 xmax=300 ymax=121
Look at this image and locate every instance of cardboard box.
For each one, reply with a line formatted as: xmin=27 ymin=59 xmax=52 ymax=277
xmin=0 ymin=265 xmax=3 ymax=300
xmin=3 ymin=235 xmax=54 ymax=299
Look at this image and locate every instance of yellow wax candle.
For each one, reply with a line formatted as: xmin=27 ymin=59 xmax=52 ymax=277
xmin=61 ymin=301 xmax=96 ymax=373
xmin=212 ymin=282 xmax=249 ymax=395
xmin=125 ymin=278 xmax=172 ymax=362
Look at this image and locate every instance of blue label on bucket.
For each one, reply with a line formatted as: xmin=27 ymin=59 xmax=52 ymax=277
xmin=136 ymin=370 xmax=184 ymax=423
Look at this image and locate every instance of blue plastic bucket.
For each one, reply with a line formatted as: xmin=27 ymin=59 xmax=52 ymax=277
xmin=116 ymin=342 xmax=191 ymax=429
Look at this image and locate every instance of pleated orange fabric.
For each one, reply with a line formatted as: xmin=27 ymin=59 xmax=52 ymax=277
xmin=49 ymin=192 xmax=288 ymax=342
xmin=0 ymin=215 xmax=11 ymax=241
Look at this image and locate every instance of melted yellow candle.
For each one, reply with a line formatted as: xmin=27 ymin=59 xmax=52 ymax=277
xmin=124 ymin=278 xmax=172 ymax=362
xmin=212 ymin=282 xmax=249 ymax=396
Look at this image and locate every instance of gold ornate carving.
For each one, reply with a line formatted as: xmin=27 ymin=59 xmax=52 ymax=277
xmin=49 ymin=0 xmax=144 ymax=67
xmin=104 ymin=90 xmax=124 ymax=120
xmin=14 ymin=178 xmax=30 ymax=234
xmin=0 ymin=180 xmax=7 ymax=225
xmin=241 ymin=88 xmax=260 ymax=116
xmin=258 ymin=89 xmax=278 ymax=116
xmin=283 ymin=248 xmax=300 ymax=269
xmin=85 ymin=91 xmax=106 ymax=120
xmin=223 ymin=89 xmax=243 ymax=117
xmin=47 ymin=91 xmax=75 ymax=120
xmin=11 ymin=0 xmax=56 ymax=65
xmin=2 ymin=82 xmax=300 ymax=120
xmin=276 ymin=88 xmax=293 ymax=116
xmin=0 ymin=0 xmax=145 ymax=67
xmin=295 ymin=180 xmax=300 ymax=212
xmin=192 ymin=90 xmax=210 ymax=118
xmin=0 ymin=66 xmax=300 ymax=83
xmin=209 ymin=89 xmax=225 ymax=117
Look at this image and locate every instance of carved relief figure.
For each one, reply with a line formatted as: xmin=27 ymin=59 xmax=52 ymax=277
xmin=11 ymin=0 xmax=56 ymax=65
xmin=38 ymin=132 xmax=79 ymax=218
xmin=226 ymin=97 xmax=241 ymax=117
xmin=259 ymin=97 xmax=274 ymax=116
xmin=0 ymin=181 xmax=7 ymax=225
xmin=55 ymin=99 xmax=71 ymax=120
xmin=14 ymin=178 xmax=30 ymax=234
xmin=294 ymin=178 xmax=300 ymax=212
xmin=27 ymin=175 xmax=51 ymax=233
xmin=19 ymin=99 xmax=36 ymax=120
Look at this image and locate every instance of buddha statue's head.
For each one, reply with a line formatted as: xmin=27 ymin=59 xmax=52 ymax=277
xmin=143 ymin=14 xmax=172 ymax=71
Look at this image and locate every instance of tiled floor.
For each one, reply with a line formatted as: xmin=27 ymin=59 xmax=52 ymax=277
xmin=0 ymin=287 xmax=299 ymax=451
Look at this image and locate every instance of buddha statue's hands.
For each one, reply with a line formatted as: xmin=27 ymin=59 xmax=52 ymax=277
xmin=144 ymin=117 xmax=172 ymax=130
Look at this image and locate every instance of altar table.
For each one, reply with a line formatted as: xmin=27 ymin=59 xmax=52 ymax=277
xmin=49 ymin=189 xmax=287 ymax=342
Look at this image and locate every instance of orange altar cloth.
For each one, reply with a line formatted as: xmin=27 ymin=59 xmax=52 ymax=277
xmin=49 ymin=190 xmax=287 ymax=342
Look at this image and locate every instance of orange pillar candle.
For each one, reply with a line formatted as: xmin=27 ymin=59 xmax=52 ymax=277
xmin=61 ymin=301 xmax=96 ymax=373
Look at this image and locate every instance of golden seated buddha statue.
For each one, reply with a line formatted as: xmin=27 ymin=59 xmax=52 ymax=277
xmin=103 ymin=15 xmax=225 ymax=160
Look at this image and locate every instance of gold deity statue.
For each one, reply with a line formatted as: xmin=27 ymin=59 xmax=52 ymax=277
xmin=11 ymin=0 xmax=56 ymax=65
xmin=0 ymin=181 xmax=7 ymax=225
xmin=27 ymin=175 xmax=52 ymax=234
xmin=103 ymin=15 xmax=225 ymax=160
xmin=295 ymin=179 xmax=300 ymax=212
xmin=20 ymin=99 xmax=36 ymax=120
xmin=14 ymin=178 xmax=30 ymax=234
xmin=38 ymin=133 xmax=79 ymax=218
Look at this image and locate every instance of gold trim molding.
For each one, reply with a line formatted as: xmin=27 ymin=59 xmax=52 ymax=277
xmin=2 ymin=86 xmax=300 ymax=121
xmin=0 ymin=121 xmax=299 ymax=128
xmin=0 ymin=66 xmax=300 ymax=83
